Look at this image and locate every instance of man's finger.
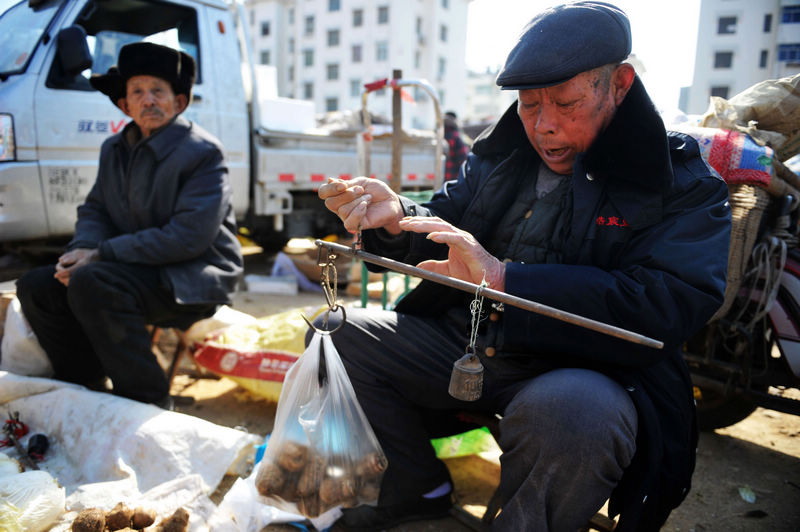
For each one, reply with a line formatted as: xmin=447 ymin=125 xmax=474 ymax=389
xmin=415 ymin=259 xmax=449 ymax=275
xmin=318 ymin=179 xmax=348 ymax=199
xmin=398 ymin=217 xmax=455 ymax=235
xmin=342 ymin=199 xmax=369 ymax=233
xmin=426 ymin=231 xmax=472 ymax=251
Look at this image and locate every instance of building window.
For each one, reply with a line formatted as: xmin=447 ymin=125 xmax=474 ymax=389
xmin=260 ymin=50 xmax=270 ymax=65
xmin=778 ymin=43 xmax=800 ymax=62
xmin=326 ymin=63 xmax=339 ymax=80
xmin=352 ymin=44 xmax=362 ymax=63
xmin=326 ymin=97 xmax=339 ymax=112
xmin=760 ymin=49 xmax=768 ymax=68
xmin=303 ymin=82 xmax=313 ymax=100
xmin=249 ymin=9 xmax=254 ymax=25
xmin=328 ymin=29 xmax=340 ymax=46
xmin=416 ymin=16 xmax=423 ymax=35
xmin=415 ymin=50 xmax=421 ymax=69
xmin=782 ymin=6 xmax=800 ymax=23
xmin=714 ymin=51 xmax=733 ymax=68
xmin=440 ymin=24 xmax=448 ymax=42
xmin=261 ymin=21 xmax=270 ymax=36
xmin=764 ymin=13 xmax=772 ymax=32
xmin=353 ymin=9 xmax=363 ymax=27
xmin=305 ymin=15 xmax=314 ymax=35
xmin=329 ymin=0 xmax=340 ymax=12
xmin=288 ymin=38 xmax=294 ymax=53
xmin=710 ymin=86 xmax=729 ymax=99
xmin=303 ymin=49 xmax=314 ymax=67
xmin=438 ymin=56 xmax=446 ymax=80
xmin=288 ymin=66 xmax=294 ymax=82
xmin=376 ymin=41 xmax=388 ymax=61
xmin=438 ymin=89 xmax=445 ymax=107
xmin=350 ymin=79 xmax=361 ymax=97
xmin=378 ymin=6 xmax=389 ymax=24
xmin=717 ymin=16 xmax=737 ymax=34
xmin=442 ymin=0 xmax=449 ymax=8
xmin=288 ymin=8 xmax=294 ymax=24
xmin=711 ymin=85 xmax=730 ymax=98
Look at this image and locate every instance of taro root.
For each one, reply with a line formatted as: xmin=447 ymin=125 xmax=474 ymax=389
xmin=296 ymin=494 xmax=322 ymax=518
xmin=355 ymin=452 xmax=388 ymax=479
xmin=155 ymin=507 xmax=190 ymax=532
xmin=358 ymin=479 xmax=381 ymax=502
xmin=106 ymin=502 xmax=134 ymax=530
xmin=255 ymin=461 xmax=286 ymax=497
xmin=131 ymin=507 xmax=157 ymax=529
xmin=276 ymin=441 xmax=308 ymax=472
xmin=71 ymin=508 xmax=106 ymax=532
xmin=278 ymin=471 xmax=300 ymax=501
xmin=319 ymin=475 xmax=356 ymax=505
xmin=297 ymin=454 xmax=326 ymax=497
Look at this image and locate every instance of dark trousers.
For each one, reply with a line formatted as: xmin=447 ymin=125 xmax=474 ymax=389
xmin=317 ymin=306 xmax=638 ymax=530
xmin=15 ymin=262 xmax=215 ymax=403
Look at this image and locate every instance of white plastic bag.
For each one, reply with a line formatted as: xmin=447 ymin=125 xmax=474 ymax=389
xmin=254 ymin=331 xmax=387 ymax=518
xmin=0 ymin=297 xmax=53 ymax=377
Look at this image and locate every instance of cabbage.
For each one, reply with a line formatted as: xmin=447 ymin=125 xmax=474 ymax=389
xmin=0 ymin=453 xmax=22 ymax=478
xmin=0 ymin=470 xmax=65 ymax=532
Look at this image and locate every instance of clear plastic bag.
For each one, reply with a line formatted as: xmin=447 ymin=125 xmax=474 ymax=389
xmin=254 ymin=331 xmax=387 ymax=518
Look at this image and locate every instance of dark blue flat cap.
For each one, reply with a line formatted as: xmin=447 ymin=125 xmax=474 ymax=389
xmin=496 ymin=1 xmax=631 ymax=90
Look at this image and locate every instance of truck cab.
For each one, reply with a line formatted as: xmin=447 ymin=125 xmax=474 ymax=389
xmin=0 ymin=0 xmax=250 ymax=242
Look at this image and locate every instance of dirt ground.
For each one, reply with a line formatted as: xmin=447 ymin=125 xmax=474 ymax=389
xmin=165 ymin=257 xmax=800 ymax=532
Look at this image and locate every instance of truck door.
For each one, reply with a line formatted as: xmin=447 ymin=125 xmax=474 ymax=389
xmin=33 ymin=0 xmax=221 ymax=238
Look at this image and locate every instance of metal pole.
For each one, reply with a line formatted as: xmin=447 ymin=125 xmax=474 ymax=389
xmin=315 ymin=240 xmax=664 ymax=349
xmin=391 ymin=69 xmax=403 ymax=193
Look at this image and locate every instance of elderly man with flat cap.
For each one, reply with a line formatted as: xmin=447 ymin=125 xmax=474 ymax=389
xmin=16 ymin=42 xmax=243 ymax=409
xmin=317 ymin=2 xmax=731 ymax=530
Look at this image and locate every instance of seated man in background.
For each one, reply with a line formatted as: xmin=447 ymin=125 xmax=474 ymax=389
xmin=16 ymin=42 xmax=243 ymax=408
xmin=316 ymin=1 xmax=731 ymax=530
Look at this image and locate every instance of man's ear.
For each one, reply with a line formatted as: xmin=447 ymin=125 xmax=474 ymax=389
xmin=612 ymin=63 xmax=636 ymax=107
xmin=118 ymin=98 xmax=134 ymax=118
xmin=174 ymin=94 xmax=188 ymax=114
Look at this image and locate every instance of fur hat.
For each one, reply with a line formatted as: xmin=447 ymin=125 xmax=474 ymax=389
xmin=89 ymin=65 xmax=125 ymax=108
xmin=90 ymin=42 xmax=196 ymax=107
xmin=496 ymin=1 xmax=631 ymax=89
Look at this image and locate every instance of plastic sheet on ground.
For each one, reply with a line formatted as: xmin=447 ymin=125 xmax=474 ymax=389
xmin=0 ymin=371 xmax=260 ymax=531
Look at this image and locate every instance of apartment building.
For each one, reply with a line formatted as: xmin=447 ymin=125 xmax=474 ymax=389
xmin=683 ymin=0 xmax=800 ymax=115
xmin=245 ymin=0 xmax=471 ymax=131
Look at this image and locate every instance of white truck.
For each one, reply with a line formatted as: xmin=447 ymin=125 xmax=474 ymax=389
xmin=0 ymin=0 xmax=440 ymax=248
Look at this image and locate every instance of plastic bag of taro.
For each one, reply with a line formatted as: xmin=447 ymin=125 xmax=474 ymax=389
xmin=255 ymin=331 xmax=387 ymax=518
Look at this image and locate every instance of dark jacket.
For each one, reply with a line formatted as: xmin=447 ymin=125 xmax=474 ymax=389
xmin=363 ymin=78 xmax=731 ymax=530
xmin=69 ymin=116 xmax=243 ymax=305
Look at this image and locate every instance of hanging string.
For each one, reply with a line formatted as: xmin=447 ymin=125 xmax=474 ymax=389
xmin=467 ymin=273 xmax=488 ymax=354
xmin=354 ymin=223 xmax=363 ymax=250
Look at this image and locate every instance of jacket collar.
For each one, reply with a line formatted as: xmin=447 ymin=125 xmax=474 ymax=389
xmin=472 ymin=76 xmax=673 ymax=196
xmin=118 ymin=115 xmax=191 ymax=161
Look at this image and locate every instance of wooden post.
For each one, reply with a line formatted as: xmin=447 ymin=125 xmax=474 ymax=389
xmin=391 ymin=69 xmax=403 ymax=193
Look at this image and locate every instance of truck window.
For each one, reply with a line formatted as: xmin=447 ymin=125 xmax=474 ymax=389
xmin=46 ymin=0 xmax=201 ymax=92
xmin=0 ymin=0 xmax=63 ymax=80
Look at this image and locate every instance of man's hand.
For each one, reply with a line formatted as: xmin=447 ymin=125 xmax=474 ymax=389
xmin=317 ymin=177 xmax=405 ymax=234
xmin=399 ymin=216 xmax=506 ymax=291
xmin=54 ymin=248 xmax=100 ymax=286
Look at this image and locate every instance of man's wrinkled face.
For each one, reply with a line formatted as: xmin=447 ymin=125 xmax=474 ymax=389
xmin=121 ymin=75 xmax=186 ymax=137
xmin=517 ymin=66 xmax=621 ymax=175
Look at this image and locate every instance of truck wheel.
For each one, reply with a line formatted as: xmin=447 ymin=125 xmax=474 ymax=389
xmin=693 ymin=383 xmax=762 ymax=430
